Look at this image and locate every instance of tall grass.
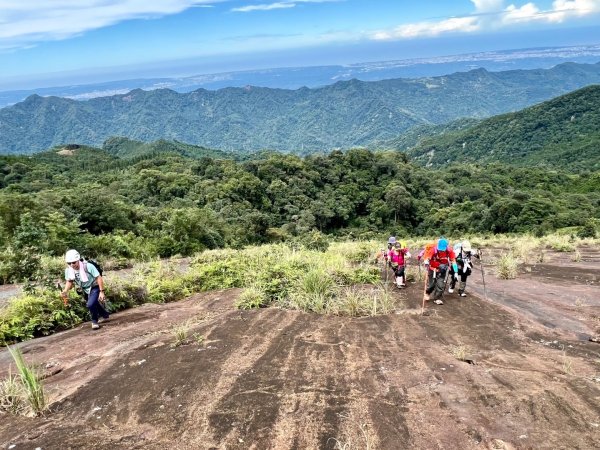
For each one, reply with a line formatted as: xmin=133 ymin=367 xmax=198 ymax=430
xmin=7 ymin=346 xmax=47 ymax=415
xmin=0 ymin=371 xmax=26 ymax=415
xmin=496 ymin=253 xmax=519 ymax=279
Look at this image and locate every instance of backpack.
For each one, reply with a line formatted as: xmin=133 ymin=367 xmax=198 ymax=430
xmin=87 ymin=259 xmax=103 ymax=276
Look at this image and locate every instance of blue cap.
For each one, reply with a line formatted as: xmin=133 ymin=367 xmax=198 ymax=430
xmin=437 ymin=238 xmax=448 ymax=251
xmin=388 ymin=236 xmax=396 ymax=244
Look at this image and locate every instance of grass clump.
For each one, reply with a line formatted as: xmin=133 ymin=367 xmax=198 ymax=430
xmin=287 ymin=268 xmax=336 ymax=313
xmin=495 ymin=253 xmax=519 ymax=279
xmin=449 ymin=343 xmax=470 ymax=361
xmin=6 ymin=346 xmax=47 ymax=416
xmin=236 ymin=286 xmax=269 ymax=309
xmin=171 ymin=323 xmax=190 ymax=347
xmin=545 ymin=234 xmax=576 ymax=252
xmin=571 ymin=250 xmax=582 ymax=262
xmin=0 ymin=372 xmax=26 ymax=415
xmin=511 ymin=237 xmax=539 ymax=264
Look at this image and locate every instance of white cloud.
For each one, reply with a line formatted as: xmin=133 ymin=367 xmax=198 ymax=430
xmin=371 ymin=0 xmax=600 ymax=41
xmin=372 ymin=17 xmax=480 ymax=40
xmin=0 ymin=0 xmax=222 ymax=50
xmin=231 ymin=2 xmax=295 ymax=12
xmin=545 ymin=0 xmax=600 ymax=22
xmin=232 ymin=0 xmax=342 ymax=13
xmin=502 ymin=2 xmax=542 ymax=23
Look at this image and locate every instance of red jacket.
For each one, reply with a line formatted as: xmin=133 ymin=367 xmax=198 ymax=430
xmin=424 ymin=246 xmax=456 ymax=270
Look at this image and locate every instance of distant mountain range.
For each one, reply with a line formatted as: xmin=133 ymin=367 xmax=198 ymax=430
xmin=406 ymin=84 xmax=600 ymax=171
xmin=2 ymin=62 xmax=600 ymax=155
xmin=1 ymin=45 xmax=599 ymax=108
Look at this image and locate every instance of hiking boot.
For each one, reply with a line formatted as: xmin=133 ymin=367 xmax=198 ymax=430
xmin=91 ymin=323 xmax=100 ymax=330
xmin=459 ymin=292 xmax=467 ymax=297
xmin=448 ymin=288 xmax=454 ymax=294
xmin=434 ymin=299 xmax=444 ymax=305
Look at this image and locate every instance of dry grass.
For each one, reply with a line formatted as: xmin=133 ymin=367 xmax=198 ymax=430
xmin=171 ymin=322 xmax=190 ymax=347
xmin=0 ymin=372 xmax=26 ymax=415
xmin=449 ymin=344 xmax=470 ymax=361
xmin=495 ymin=253 xmax=519 ymax=279
xmin=329 ymin=412 xmax=377 ymax=450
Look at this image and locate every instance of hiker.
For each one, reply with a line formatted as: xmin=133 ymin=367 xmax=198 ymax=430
xmin=389 ymin=241 xmax=411 ymax=288
xmin=60 ymin=249 xmax=109 ymax=330
xmin=449 ymin=240 xmax=480 ymax=297
xmin=423 ymin=237 xmax=458 ymax=305
xmin=374 ymin=236 xmax=396 ymax=264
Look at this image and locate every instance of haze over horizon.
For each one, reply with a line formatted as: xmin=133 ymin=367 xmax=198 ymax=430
xmin=1 ymin=0 xmax=600 ymax=90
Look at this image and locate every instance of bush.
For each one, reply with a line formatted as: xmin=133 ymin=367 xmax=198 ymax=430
xmin=0 ymin=290 xmax=87 ymax=345
xmin=578 ymin=220 xmax=597 ymax=239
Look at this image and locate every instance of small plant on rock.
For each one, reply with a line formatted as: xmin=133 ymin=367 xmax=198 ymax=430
xmin=0 ymin=372 xmax=26 ymax=415
xmin=449 ymin=344 xmax=470 ymax=361
xmin=171 ymin=323 xmax=190 ymax=347
xmin=7 ymin=346 xmax=47 ymax=416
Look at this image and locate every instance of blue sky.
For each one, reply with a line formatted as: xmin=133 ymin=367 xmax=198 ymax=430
xmin=1 ymin=0 xmax=599 ymax=89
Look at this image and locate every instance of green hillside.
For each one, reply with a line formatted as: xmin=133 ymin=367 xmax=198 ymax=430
xmin=407 ymin=84 xmax=600 ymax=170
xmin=2 ymin=62 xmax=600 ymax=155
xmin=102 ymin=137 xmax=234 ymax=160
xmin=1 ymin=144 xmax=598 ymax=284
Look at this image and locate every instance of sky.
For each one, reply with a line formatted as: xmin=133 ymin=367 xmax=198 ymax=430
xmin=1 ymin=0 xmax=599 ymax=89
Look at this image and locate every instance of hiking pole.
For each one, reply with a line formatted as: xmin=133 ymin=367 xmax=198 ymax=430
xmin=478 ymin=250 xmax=488 ymax=301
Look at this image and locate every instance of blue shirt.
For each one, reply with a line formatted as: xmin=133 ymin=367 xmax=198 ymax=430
xmin=65 ymin=262 xmax=100 ymax=294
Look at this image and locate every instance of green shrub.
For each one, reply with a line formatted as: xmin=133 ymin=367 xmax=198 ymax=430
xmin=0 ymin=290 xmax=86 ymax=345
xmin=235 ymin=286 xmax=269 ymax=309
xmin=578 ymin=220 xmax=597 ymax=239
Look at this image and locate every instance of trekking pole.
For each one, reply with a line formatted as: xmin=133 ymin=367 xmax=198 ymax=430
xmin=478 ymin=250 xmax=488 ymax=301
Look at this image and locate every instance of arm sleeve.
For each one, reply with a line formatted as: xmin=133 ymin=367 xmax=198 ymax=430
xmin=65 ymin=268 xmax=75 ymax=281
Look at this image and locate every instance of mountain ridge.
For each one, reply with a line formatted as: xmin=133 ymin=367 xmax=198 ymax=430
xmin=405 ymin=84 xmax=600 ymax=171
xmin=3 ymin=62 xmax=600 ymax=154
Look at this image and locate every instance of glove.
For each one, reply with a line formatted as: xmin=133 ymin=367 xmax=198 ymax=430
xmin=454 ymin=273 xmax=459 ymax=280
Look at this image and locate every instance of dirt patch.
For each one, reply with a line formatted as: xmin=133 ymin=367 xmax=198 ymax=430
xmin=1 ymin=257 xmax=600 ymax=449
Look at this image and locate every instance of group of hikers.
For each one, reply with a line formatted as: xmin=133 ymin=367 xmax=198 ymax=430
xmin=61 ymin=237 xmax=481 ymax=330
xmin=379 ymin=236 xmax=481 ymax=305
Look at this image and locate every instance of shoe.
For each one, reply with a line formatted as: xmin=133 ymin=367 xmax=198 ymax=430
xmin=459 ymin=292 xmax=467 ymax=297
xmin=99 ymin=317 xmax=110 ymax=323
xmin=424 ymin=294 xmax=430 ymax=301
xmin=434 ymin=299 xmax=444 ymax=305
xmin=399 ymin=283 xmax=406 ymax=287
xmin=448 ymin=288 xmax=454 ymax=294
xmin=91 ymin=323 xmax=100 ymax=330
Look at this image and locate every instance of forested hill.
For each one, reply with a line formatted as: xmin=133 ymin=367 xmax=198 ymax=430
xmin=406 ymin=84 xmax=600 ymax=171
xmin=2 ymin=62 xmax=600 ymax=155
